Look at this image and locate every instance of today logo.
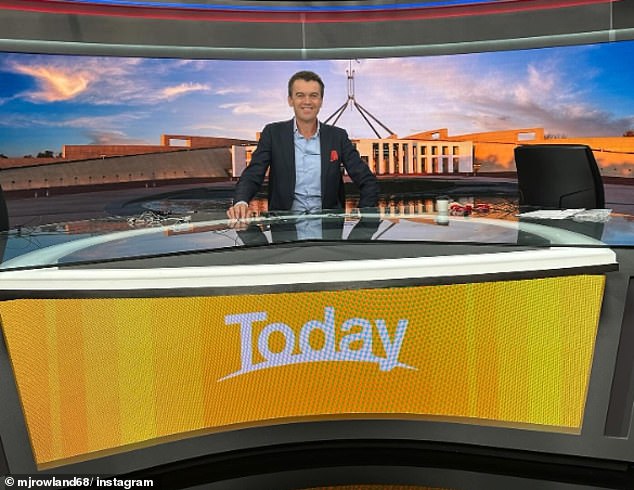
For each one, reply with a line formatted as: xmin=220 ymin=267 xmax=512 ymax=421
xmin=219 ymin=306 xmax=415 ymax=381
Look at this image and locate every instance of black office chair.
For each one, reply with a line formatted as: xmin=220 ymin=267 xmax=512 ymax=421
xmin=514 ymin=144 xmax=605 ymax=209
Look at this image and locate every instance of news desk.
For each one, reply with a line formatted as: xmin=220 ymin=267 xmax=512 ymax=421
xmin=0 ymin=210 xmax=633 ymax=479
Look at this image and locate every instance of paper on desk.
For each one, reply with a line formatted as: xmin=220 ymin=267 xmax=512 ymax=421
xmin=517 ymin=209 xmax=585 ymax=219
xmin=572 ymin=208 xmax=612 ymax=222
xmin=517 ymin=208 xmax=612 ymax=222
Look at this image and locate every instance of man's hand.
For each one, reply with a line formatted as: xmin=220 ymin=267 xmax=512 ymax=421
xmin=227 ymin=202 xmax=251 ymax=228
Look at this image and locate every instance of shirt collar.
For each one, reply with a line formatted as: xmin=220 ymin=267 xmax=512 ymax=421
xmin=293 ymin=118 xmax=320 ymax=139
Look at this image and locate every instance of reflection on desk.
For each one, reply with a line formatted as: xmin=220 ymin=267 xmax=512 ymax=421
xmin=0 ymin=209 xmax=622 ymax=271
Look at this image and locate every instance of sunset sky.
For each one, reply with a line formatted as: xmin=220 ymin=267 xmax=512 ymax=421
xmin=1 ymin=39 xmax=633 ymax=157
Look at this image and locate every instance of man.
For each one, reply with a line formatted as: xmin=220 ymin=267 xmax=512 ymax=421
xmin=227 ymin=70 xmax=379 ymax=221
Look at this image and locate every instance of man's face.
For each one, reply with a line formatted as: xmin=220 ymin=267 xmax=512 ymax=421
xmin=288 ymin=79 xmax=323 ymax=124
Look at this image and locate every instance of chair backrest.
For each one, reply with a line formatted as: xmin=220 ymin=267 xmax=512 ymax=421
xmin=514 ymin=144 xmax=605 ymax=209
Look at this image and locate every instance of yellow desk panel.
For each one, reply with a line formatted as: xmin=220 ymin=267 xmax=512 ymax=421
xmin=0 ymin=275 xmax=604 ymax=468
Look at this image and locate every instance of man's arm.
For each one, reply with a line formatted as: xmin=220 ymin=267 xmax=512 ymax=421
xmin=339 ymin=130 xmax=379 ymax=208
xmin=228 ymin=125 xmax=273 ymax=220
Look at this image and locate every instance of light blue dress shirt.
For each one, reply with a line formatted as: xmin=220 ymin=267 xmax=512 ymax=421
xmin=291 ymin=119 xmax=322 ymax=214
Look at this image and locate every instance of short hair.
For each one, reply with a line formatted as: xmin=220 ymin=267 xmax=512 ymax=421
xmin=288 ymin=71 xmax=325 ymax=97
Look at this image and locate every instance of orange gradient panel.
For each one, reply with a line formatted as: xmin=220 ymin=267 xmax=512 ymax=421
xmin=0 ymin=275 xmax=604 ymax=468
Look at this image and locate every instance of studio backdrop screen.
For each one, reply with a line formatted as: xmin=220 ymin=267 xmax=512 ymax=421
xmin=1 ymin=39 xmax=634 ymax=176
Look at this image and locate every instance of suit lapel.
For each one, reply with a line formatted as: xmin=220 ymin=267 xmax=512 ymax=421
xmin=284 ymin=119 xmax=295 ymax=203
xmin=319 ymin=123 xmax=330 ymax=203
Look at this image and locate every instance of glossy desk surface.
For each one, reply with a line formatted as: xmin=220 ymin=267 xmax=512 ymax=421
xmin=0 ymin=209 xmax=621 ymax=291
xmin=1 ymin=208 xmax=629 ymax=265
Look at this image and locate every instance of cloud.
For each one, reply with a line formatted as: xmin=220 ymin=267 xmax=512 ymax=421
xmin=0 ymin=112 xmax=148 ymax=132
xmin=83 ymin=130 xmax=148 ymax=145
xmin=12 ymin=64 xmax=93 ymax=102
xmin=82 ymin=75 xmax=210 ymax=106
xmin=219 ymin=100 xmax=285 ymax=119
xmin=457 ymin=60 xmax=634 ymax=137
xmin=159 ymin=82 xmax=210 ymax=100
xmin=187 ymin=123 xmax=226 ymax=132
xmin=187 ymin=115 xmax=269 ymax=140
xmin=215 ymin=86 xmax=250 ymax=96
xmin=57 ymin=112 xmax=149 ymax=130
xmin=326 ymin=54 xmax=634 ymax=139
xmin=7 ymin=56 xmax=142 ymax=104
xmin=0 ymin=113 xmax=45 ymax=127
xmin=6 ymin=56 xmax=215 ymax=106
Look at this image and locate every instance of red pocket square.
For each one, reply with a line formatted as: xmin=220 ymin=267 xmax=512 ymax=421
xmin=330 ymin=150 xmax=338 ymax=162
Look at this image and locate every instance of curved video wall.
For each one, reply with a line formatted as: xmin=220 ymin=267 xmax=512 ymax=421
xmin=2 ymin=39 xmax=634 ymax=177
xmin=1 ymin=0 xmax=634 ymax=479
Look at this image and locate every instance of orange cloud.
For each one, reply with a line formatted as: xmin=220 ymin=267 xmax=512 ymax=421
xmin=14 ymin=64 xmax=91 ymax=102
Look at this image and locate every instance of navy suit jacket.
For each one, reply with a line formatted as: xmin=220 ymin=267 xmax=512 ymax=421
xmin=233 ymin=119 xmax=379 ymax=211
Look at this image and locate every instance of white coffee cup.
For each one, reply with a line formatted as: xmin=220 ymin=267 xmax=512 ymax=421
xmin=436 ymin=196 xmax=449 ymax=225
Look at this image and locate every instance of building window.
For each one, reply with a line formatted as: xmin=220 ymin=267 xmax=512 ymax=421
xmin=412 ymin=146 xmax=418 ymax=174
xmin=383 ymin=144 xmax=390 ymax=173
xmin=403 ymin=144 xmax=409 ymax=174
xmin=393 ymin=144 xmax=400 ymax=174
